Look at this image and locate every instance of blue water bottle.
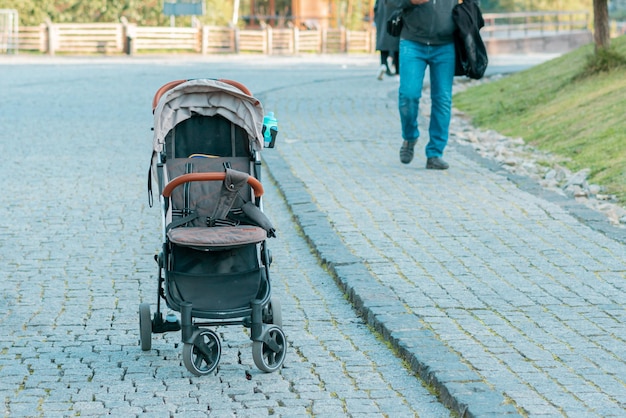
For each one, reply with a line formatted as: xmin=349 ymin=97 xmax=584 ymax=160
xmin=262 ymin=111 xmax=278 ymax=148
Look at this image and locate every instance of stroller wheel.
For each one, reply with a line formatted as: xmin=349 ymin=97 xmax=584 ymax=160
xmin=252 ymin=325 xmax=287 ymax=373
xmin=182 ymin=329 xmax=221 ymax=376
xmin=139 ymin=303 xmax=152 ymax=351
xmin=264 ymin=297 xmax=283 ymax=327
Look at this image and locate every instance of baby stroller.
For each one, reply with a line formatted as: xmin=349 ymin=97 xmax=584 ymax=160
xmin=140 ymin=78 xmax=285 ymax=376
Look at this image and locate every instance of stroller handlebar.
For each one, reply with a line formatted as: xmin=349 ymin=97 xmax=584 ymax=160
xmin=152 ymin=79 xmax=255 ymax=112
xmin=162 ymin=172 xmax=264 ymax=198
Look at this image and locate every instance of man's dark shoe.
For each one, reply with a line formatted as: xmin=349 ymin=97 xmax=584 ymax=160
xmin=399 ymin=140 xmax=416 ymax=164
xmin=426 ymin=157 xmax=449 ymax=170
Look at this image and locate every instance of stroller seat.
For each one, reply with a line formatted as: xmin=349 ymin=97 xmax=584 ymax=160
xmin=161 ymin=167 xmax=274 ymax=250
xmin=167 ymin=225 xmax=267 ymax=250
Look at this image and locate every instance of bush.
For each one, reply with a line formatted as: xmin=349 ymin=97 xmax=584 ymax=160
xmin=577 ymin=46 xmax=626 ymax=79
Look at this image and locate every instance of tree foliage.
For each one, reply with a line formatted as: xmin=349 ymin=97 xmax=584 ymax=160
xmin=0 ymin=0 xmax=234 ymax=26
xmin=0 ymin=0 xmax=598 ymax=27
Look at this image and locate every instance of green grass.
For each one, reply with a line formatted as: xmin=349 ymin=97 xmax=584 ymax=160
xmin=453 ymin=35 xmax=626 ymax=205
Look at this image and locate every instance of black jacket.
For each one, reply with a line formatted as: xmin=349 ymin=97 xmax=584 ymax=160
xmin=375 ymin=0 xmax=400 ymax=51
xmin=453 ymin=0 xmax=488 ymax=79
xmin=389 ymin=0 xmax=457 ymax=46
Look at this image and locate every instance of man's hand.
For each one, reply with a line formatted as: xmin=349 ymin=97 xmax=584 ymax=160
xmin=410 ymin=0 xmax=430 ymax=4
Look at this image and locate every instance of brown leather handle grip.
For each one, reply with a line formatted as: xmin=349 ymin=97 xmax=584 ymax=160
xmin=152 ymin=79 xmax=254 ymax=112
xmin=218 ymin=79 xmax=252 ymax=96
xmin=162 ymin=172 xmax=263 ymax=198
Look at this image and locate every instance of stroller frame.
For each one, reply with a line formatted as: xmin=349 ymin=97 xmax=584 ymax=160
xmin=139 ymin=79 xmax=286 ymax=376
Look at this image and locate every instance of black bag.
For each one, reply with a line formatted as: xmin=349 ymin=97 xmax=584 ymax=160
xmin=386 ymin=8 xmax=403 ymax=37
xmin=453 ymin=0 xmax=488 ymax=79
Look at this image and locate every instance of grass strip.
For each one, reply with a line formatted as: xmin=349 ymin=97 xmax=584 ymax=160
xmin=453 ymin=35 xmax=626 ymax=205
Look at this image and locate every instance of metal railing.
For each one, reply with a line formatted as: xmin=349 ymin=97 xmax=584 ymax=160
xmin=0 ymin=9 xmax=19 ymax=54
xmin=482 ymin=10 xmax=590 ymax=38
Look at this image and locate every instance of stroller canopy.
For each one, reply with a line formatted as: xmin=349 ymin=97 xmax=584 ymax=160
xmin=152 ymin=79 xmax=265 ymax=154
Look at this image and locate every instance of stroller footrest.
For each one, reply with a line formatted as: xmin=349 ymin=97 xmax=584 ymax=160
xmin=153 ymin=320 xmax=181 ymax=334
xmin=168 ymin=225 xmax=267 ymax=250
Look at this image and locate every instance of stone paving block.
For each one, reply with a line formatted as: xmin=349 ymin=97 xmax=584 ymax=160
xmin=271 ymin=407 xmax=312 ymax=417
xmin=108 ymin=406 xmax=147 ymax=415
xmin=442 ymin=382 xmax=522 ymax=417
xmin=344 ymin=397 xmax=381 ymax=414
xmin=39 ymin=401 xmax=75 ymax=415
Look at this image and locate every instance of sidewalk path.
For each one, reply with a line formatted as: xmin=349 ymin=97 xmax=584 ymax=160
xmin=257 ymin=59 xmax=626 ymax=417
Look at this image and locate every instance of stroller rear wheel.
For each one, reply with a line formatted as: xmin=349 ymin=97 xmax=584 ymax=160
xmin=252 ymin=325 xmax=287 ymax=373
xmin=139 ymin=303 xmax=152 ymax=351
xmin=183 ymin=329 xmax=221 ymax=376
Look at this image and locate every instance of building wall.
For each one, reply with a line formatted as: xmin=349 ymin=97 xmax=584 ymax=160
xmin=294 ymin=0 xmax=331 ymax=29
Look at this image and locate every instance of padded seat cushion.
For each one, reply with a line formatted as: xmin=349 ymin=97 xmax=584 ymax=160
xmin=167 ymin=225 xmax=267 ymax=249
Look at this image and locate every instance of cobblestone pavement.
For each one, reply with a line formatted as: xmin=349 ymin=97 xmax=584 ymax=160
xmin=255 ymin=57 xmax=626 ymax=417
xmin=2 ymin=54 xmax=626 ymax=417
xmin=0 ymin=56 xmax=451 ymax=417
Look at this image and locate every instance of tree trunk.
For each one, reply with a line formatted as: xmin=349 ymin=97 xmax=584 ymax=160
xmin=593 ymin=0 xmax=610 ymax=52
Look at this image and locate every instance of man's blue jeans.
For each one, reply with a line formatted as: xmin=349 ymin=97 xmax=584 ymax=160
xmin=398 ymin=39 xmax=456 ymax=159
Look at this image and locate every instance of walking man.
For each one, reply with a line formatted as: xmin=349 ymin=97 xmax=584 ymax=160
xmin=390 ymin=0 xmax=457 ymax=170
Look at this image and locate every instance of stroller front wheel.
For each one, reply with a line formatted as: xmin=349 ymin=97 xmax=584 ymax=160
xmin=263 ymin=297 xmax=283 ymax=327
xmin=252 ymin=325 xmax=287 ymax=373
xmin=182 ymin=329 xmax=221 ymax=376
xmin=139 ymin=303 xmax=152 ymax=351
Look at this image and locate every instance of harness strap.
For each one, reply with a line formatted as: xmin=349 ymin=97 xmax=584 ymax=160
xmin=211 ymin=168 xmax=250 ymax=221
xmin=147 ymin=166 xmax=153 ymax=208
xmin=166 ymin=211 xmax=199 ymax=232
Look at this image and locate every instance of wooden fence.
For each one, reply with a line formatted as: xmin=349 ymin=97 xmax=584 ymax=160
xmin=11 ymin=11 xmax=592 ymax=56
xmin=15 ymin=21 xmax=376 ymax=55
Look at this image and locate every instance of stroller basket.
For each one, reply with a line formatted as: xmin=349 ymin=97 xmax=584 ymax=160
xmin=167 ymin=245 xmax=262 ymax=312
